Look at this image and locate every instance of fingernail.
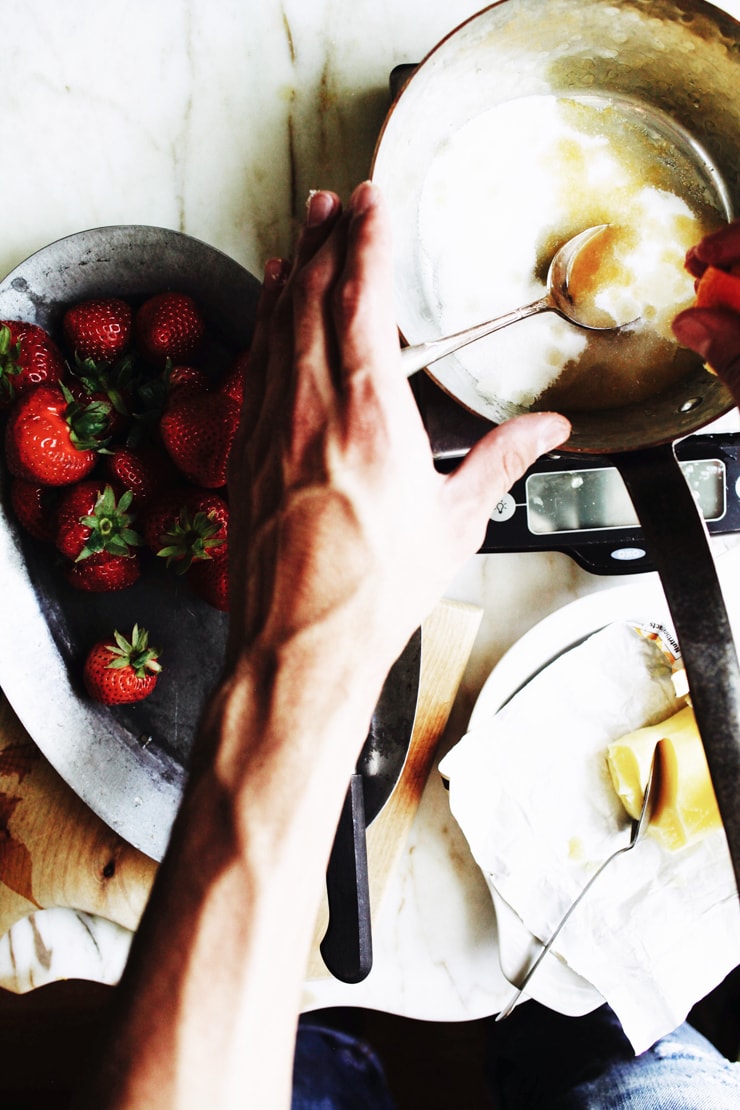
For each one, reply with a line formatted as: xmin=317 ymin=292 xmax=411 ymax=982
xmin=349 ymin=180 xmax=377 ymax=217
xmin=536 ymin=414 xmax=571 ymax=454
xmin=672 ymin=312 xmax=713 ymax=357
xmin=264 ymin=257 xmax=290 ymax=288
xmin=305 ymin=190 xmax=336 ymax=227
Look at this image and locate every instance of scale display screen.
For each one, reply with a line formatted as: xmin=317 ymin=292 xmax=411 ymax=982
xmin=417 ymin=363 xmax=740 ymax=574
xmin=526 ymin=459 xmax=726 ymax=535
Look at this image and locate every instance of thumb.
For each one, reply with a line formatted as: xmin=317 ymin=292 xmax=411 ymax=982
xmin=672 ymin=307 xmax=740 ymax=405
xmin=445 ymin=411 xmax=571 ymax=543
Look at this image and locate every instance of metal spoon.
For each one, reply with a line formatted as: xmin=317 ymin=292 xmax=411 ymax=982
xmin=495 ymin=739 xmax=663 ymax=1022
xmin=400 ymin=224 xmax=632 ymax=378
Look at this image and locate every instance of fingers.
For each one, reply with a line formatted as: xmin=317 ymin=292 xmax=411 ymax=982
xmin=672 ymin=307 xmax=740 ymax=403
xmin=331 ymin=182 xmax=400 ymax=387
xmin=445 ymin=412 xmax=571 ymax=549
xmin=685 ymin=219 xmax=740 ymax=278
xmin=237 ymin=258 xmax=291 ymax=440
xmin=295 ymin=191 xmax=342 ymax=267
xmin=267 ymin=191 xmax=343 ymax=392
xmin=673 ymin=219 xmax=740 ymax=403
xmin=282 ymin=182 xmax=398 ymax=406
xmin=229 ymin=257 xmax=291 ymax=494
xmin=284 ymin=192 xmax=352 ymax=470
xmin=290 ymin=224 xmax=347 ymax=385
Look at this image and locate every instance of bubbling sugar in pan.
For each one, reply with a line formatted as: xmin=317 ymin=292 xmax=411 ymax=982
xmin=417 ymin=95 xmax=725 ymax=412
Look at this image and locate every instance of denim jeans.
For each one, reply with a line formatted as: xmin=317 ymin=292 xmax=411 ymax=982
xmin=292 ymin=1022 xmax=397 ymax=1110
xmin=292 ymin=1004 xmax=740 ymax=1110
xmin=488 ymin=1002 xmax=740 ymax=1110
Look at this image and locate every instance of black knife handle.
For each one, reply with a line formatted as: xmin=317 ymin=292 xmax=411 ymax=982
xmin=320 ymin=773 xmax=373 ymax=983
xmin=616 ymin=443 xmax=740 ymax=899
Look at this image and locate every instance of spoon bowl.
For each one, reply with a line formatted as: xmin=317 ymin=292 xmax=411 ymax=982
xmin=400 ymin=224 xmax=633 ymax=378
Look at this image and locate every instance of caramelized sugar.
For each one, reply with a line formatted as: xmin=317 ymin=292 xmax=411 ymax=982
xmin=419 ymin=94 xmax=727 ymax=412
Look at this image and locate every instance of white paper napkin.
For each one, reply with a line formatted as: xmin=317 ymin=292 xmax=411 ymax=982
xmin=440 ymin=621 xmax=740 ymax=1053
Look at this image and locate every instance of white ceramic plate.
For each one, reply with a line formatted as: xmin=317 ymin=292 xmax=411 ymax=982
xmin=467 ymin=575 xmax=676 ymax=1015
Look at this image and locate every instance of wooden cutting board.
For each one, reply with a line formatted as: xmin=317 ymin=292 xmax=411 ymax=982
xmin=0 ymin=598 xmax=481 ymax=978
xmin=0 ymin=699 xmax=158 ymax=938
xmin=307 ymin=598 xmax=482 ymax=977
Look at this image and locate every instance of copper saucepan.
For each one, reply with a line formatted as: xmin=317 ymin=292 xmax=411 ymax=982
xmin=372 ymin=0 xmax=740 ymax=893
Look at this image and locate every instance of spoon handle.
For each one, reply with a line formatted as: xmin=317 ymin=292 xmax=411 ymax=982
xmin=495 ymin=840 xmax=631 ymax=1022
xmin=400 ymin=297 xmax=550 ymax=377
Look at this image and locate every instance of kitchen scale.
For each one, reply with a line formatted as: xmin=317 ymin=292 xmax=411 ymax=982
xmin=413 ymin=371 xmax=740 ymax=575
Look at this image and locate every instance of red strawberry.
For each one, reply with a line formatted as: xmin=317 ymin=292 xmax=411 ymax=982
xmin=5 ymin=384 xmax=110 ymax=486
xmin=103 ymin=444 xmax=178 ymax=508
xmin=65 ymin=377 xmax=129 ymax=442
xmin=9 ymin=478 xmax=59 ymax=543
xmin=142 ymin=488 xmax=228 ymax=569
xmin=65 ymin=549 xmax=140 ymax=592
xmin=160 ymin=390 xmax=239 ymax=487
xmin=122 ymin=362 xmax=210 ymax=448
xmin=187 ymin=551 xmax=229 ymax=611
xmin=55 ymin=481 xmax=141 ymax=563
xmin=0 ymin=321 xmax=66 ymax=409
xmin=135 ymin=293 xmax=205 ymax=367
xmin=140 ymin=487 xmax=189 ymax=555
xmin=66 ymin=338 xmax=138 ymax=434
xmin=62 ymin=298 xmax=132 ymax=364
xmin=83 ymin=624 xmax=162 ymax=705
xmin=219 ymin=348 xmax=250 ymax=406
xmin=167 ymin=364 xmax=211 ymax=396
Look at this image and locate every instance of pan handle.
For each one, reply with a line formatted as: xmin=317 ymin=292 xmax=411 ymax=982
xmin=615 ymin=443 xmax=740 ymax=898
xmin=319 ymin=773 xmax=373 ymax=983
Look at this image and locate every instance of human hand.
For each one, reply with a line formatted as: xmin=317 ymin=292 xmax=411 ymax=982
xmin=227 ymin=183 xmax=570 ymax=674
xmin=672 ymin=220 xmax=740 ymax=403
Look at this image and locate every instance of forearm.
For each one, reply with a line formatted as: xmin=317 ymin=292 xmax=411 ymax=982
xmin=78 ymin=182 xmax=571 ymax=1110
xmin=84 ymin=629 xmax=388 ymax=1110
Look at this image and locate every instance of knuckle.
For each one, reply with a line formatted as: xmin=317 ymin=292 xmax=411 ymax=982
xmin=333 ymin=275 xmax=365 ymax=326
xmin=291 ymin=262 xmax=326 ymax=307
xmin=268 ymin=294 xmax=292 ymax=343
xmin=492 ymin=442 xmax=531 ymax=495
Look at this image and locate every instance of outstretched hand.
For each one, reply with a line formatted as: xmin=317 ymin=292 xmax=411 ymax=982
xmin=83 ymin=185 xmax=571 ymax=1110
xmin=227 ymin=182 xmax=571 ymax=674
xmin=673 ymin=219 xmax=740 ymax=403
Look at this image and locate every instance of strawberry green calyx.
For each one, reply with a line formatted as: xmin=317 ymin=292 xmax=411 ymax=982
xmin=105 ymin=625 xmax=162 ymax=678
xmin=77 ymin=485 xmax=141 ymax=561
xmin=59 ymin=382 xmax=114 ymax=452
xmin=127 ymin=358 xmax=206 ymax=443
xmin=72 ymin=351 xmax=136 ymax=416
xmin=157 ymin=508 xmax=226 ymax=572
xmin=0 ymin=325 xmax=22 ymax=400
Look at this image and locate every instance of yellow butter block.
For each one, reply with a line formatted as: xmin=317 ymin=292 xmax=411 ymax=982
xmin=606 ymin=707 xmax=722 ymax=850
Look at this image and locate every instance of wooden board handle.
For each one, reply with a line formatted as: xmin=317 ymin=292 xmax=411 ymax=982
xmin=0 ymin=696 xmax=157 ymax=937
xmin=0 ymin=598 xmax=482 ymax=955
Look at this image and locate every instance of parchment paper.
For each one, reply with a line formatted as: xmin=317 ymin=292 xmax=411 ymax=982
xmin=440 ymin=622 xmax=740 ymax=1052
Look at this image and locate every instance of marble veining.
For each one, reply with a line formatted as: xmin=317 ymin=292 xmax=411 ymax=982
xmin=0 ymin=909 xmax=130 ymax=994
xmin=0 ymin=0 xmax=739 ymax=1021
xmin=1 ymin=0 xmax=497 ymax=282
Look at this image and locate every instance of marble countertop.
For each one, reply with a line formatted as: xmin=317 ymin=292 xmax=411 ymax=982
xmin=1 ymin=0 xmax=740 ymax=1019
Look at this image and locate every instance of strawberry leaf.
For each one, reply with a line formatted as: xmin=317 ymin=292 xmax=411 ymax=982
xmin=60 ymin=382 xmax=114 ymax=452
xmin=73 ymin=484 xmax=142 ymax=562
xmin=0 ymin=324 xmax=22 ymax=403
xmin=104 ymin=624 xmax=162 ymax=677
xmin=156 ymin=508 xmax=225 ymax=572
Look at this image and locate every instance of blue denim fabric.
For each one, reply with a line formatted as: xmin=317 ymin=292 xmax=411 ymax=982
xmin=292 ymin=1005 xmax=740 ymax=1109
xmin=292 ymin=1023 xmax=397 ymax=1110
xmin=487 ymin=1002 xmax=740 ymax=1110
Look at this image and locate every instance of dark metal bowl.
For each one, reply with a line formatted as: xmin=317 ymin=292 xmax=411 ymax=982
xmin=0 ymin=226 xmax=261 ymax=859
